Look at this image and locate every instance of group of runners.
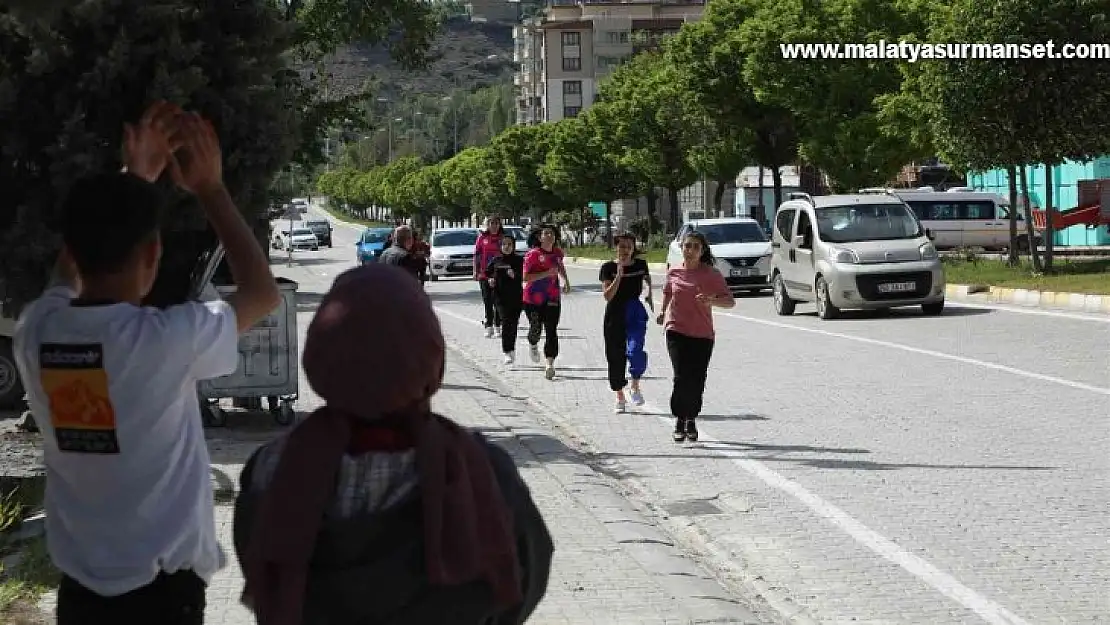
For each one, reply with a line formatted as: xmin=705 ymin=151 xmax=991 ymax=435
xmin=470 ymin=215 xmax=736 ymax=443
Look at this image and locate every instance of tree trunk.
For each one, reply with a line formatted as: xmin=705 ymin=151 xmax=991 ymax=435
xmin=771 ymin=166 xmax=784 ymax=225
xmin=1019 ymin=165 xmax=1042 ymax=271
xmin=605 ymin=200 xmax=613 ymax=249
xmin=713 ymin=180 xmax=726 ymax=217
xmin=1044 ymin=164 xmax=1055 ymax=271
xmin=758 ymin=166 xmax=766 ymax=223
xmin=668 ymin=186 xmax=680 ymax=232
xmin=1007 ymin=165 xmax=1019 ymax=266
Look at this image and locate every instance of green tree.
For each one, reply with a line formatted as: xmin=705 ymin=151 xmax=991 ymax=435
xmin=911 ymin=0 xmax=1110 ymax=269
xmin=597 ymin=52 xmax=698 ymax=230
xmin=541 ymin=107 xmax=644 ymax=246
xmin=666 ymin=5 xmax=798 ymax=210
xmin=492 ymin=124 xmax=565 ymax=220
xmin=738 ymin=0 xmax=930 ymax=191
xmin=688 ymin=119 xmax=752 ymax=217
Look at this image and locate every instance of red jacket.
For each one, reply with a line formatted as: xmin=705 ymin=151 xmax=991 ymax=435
xmin=473 ymin=231 xmax=503 ymax=280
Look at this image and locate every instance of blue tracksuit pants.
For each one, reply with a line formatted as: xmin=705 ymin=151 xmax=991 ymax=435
xmin=604 ymin=299 xmax=649 ymax=391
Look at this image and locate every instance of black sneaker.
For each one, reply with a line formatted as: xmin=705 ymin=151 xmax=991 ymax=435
xmin=672 ymin=418 xmax=686 ymax=443
xmin=685 ymin=419 xmax=699 ymax=442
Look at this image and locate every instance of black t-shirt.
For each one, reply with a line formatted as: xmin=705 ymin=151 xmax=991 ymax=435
xmin=487 ymin=253 xmax=524 ymax=302
xmin=599 ymin=258 xmax=649 ymax=318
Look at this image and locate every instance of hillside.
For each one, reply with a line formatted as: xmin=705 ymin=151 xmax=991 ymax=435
xmin=318 ymin=15 xmax=516 ymax=101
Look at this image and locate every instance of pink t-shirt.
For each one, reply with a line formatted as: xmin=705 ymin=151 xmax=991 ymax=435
xmin=662 ymin=265 xmax=734 ymax=339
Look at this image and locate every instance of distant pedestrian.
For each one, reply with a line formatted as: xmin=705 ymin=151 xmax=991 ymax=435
xmin=486 ymin=233 xmax=524 ymax=365
xmin=379 ymin=225 xmax=421 ymax=279
xmin=234 ymin=264 xmax=554 ymax=625
xmin=522 ymin=224 xmax=570 ymax=380
xmin=599 ymin=233 xmax=653 ymax=413
xmin=656 ymin=230 xmax=735 ymax=443
xmin=411 ymin=229 xmax=430 ymax=285
xmin=474 ymin=215 xmax=505 ymax=338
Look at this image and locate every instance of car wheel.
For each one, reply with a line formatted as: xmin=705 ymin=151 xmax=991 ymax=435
xmin=814 ymin=276 xmax=840 ymax=320
xmin=429 ymin=273 xmax=439 ymax=281
xmin=0 ymin=338 xmax=25 ymax=409
xmin=772 ymin=273 xmax=796 ymax=316
xmin=922 ymin=300 xmax=945 ymax=316
xmin=312 ymin=246 xmax=319 ymax=251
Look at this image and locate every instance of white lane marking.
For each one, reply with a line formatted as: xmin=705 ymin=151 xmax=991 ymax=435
xmin=436 ymin=295 xmax=1033 ymax=623
xmin=571 ymin=289 xmax=1110 ymax=397
xmin=634 ymin=400 xmax=1030 ymax=625
xmin=715 ymin=310 xmax=1110 ymax=397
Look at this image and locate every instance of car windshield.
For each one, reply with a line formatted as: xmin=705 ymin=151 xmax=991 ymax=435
xmin=690 ymin=222 xmax=767 ymax=244
xmin=816 ymin=204 xmax=922 ymax=243
xmin=292 ymin=229 xmax=313 ymax=236
xmin=306 ymin=221 xmax=327 ymax=228
xmin=433 ymin=230 xmax=478 ymax=247
xmin=360 ymin=229 xmax=389 ymax=244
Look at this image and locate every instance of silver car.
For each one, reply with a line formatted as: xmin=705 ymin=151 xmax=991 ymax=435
xmin=770 ymin=192 xmax=946 ymax=319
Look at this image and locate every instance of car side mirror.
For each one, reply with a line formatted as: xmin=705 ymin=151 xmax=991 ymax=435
xmin=791 ymin=235 xmax=804 ymax=247
xmin=925 ymin=228 xmax=936 ymax=241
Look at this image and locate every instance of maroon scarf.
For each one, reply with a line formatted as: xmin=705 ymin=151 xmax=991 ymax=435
xmin=241 ymin=264 xmax=522 ymax=625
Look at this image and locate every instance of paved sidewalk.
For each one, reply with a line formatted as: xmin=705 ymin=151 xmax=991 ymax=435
xmin=202 ymin=354 xmax=766 ymax=624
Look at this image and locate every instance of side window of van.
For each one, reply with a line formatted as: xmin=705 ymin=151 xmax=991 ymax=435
xmin=795 ymin=211 xmax=814 ymax=249
xmin=961 ymin=201 xmax=995 ymax=219
xmin=775 ymin=209 xmax=795 ymax=241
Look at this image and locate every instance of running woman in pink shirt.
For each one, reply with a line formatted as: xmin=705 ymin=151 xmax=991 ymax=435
xmin=523 ymin=224 xmax=571 ymax=380
xmin=656 ymin=230 xmax=735 ymax=442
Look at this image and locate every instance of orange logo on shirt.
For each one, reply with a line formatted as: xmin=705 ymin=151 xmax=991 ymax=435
xmin=39 ymin=343 xmax=120 ymax=454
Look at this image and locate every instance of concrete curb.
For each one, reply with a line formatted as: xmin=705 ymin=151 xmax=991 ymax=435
xmin=944 ymin=284 xmax=1110 ymax=314
xmin=563 ymin=258 xmax=1110 ymax=316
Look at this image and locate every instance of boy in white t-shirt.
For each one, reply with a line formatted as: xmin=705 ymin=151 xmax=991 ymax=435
xmin=13 ymin=102 xmax=280 ymax=625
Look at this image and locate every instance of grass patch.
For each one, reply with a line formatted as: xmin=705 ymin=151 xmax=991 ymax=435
xmin=566 ymin=245 xmax=669 ymax=264
xmin=318 ymin=205 xmax=391 ymax=229
xmin=0 ymin=491 xmax=58 ymax=625
xmin=943 ymin=257 xmax=1110 ymax=294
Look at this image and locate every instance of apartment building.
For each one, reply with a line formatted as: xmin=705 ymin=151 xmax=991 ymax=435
xmin=513 ymin=0 xmax=705 ymax=125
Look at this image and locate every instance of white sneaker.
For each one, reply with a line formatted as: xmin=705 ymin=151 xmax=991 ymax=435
xmin=630 ymin=389 xmax=645 ymax=406
xmin=495 ymin=327 xmax=502 ymax=338
xmin=544 ymin=363 xmax=556 ymax=380
xmin=503 ymin=352 xmax=515 ymax=365
xmin=614 ymin=399 xmax=626 ymax=413
xmin=484 ymin=327 xmax=495 ymax=338
xmin=529 ymin=345 xmax=540 ymax=363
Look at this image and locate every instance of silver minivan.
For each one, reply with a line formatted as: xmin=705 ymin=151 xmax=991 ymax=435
xmin=770 ymin=192 xmax=946 ymax=319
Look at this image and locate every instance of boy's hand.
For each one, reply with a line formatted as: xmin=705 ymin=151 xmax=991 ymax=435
xmin=122 ymin=101 xmax=183 ymax=183
xmin=167 ymin=112 xmax=224 ymax=196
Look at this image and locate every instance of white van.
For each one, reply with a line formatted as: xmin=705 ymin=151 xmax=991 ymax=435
xmin=863 ymin=187 xmax=1027 ymax=250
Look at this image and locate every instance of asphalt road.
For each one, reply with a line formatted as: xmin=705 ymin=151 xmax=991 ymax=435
xmin=295 ymin=210 xmax=1110 ymax=624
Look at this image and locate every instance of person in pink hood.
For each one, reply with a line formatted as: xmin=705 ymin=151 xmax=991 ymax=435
xmin=474 ymin=215 xmax=505 ymax=338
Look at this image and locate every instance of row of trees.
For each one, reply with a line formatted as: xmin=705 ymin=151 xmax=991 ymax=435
xmin=319 ymin=0 xmax=1110 ymax=269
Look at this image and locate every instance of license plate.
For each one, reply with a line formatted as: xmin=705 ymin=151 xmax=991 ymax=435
xmin=877 ymin=281 xmax=916 ymax=293
xmin=450 ymin=262 xmax=472 ymax=270
xmin=730 ymin=268 xmax=758 ymax=277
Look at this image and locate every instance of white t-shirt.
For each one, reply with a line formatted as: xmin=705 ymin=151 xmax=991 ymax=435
xmin=13 ymin=287 xmax=239 ymax=596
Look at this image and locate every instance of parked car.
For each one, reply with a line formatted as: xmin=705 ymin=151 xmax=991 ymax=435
xmin=273 ymin=226 xmax=319 ymax=251
xmin=292 ymin=198 xmax=309 ymax=214
xmin=355 ymin=227 xmax=393 ymax=265
xmin=305 ymin=219 xmax=333 ymax=247
xmin=427 ymin=228 xmax=480 ymax=281
xmin=666 ymin=217 xmax=774 ymax=294
xmin=770 ymin=191 xmax=945 ymax=319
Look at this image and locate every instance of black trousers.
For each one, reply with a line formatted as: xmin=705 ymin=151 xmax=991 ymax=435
xmin=497 ymin=300 xmax=523 ymax=353
xmin=57 ymin=570 xmax=206 ymax=625
xmin=665 ymin=330 xmax=714 ymax=421
xmin=526 ymin=302 xmax=561 ymax=359
xmin=479 ymin=281 xmax=501 ymax=328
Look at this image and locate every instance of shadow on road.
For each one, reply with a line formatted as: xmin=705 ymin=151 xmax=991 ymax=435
xmin=274 ymin=256 xmax=347 ymax=268
xmin=794 ymin=306 xmax=993 ymax=320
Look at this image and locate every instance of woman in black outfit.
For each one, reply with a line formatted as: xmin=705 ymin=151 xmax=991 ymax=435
xmin=486 ymin=234 xmax=525 ymax=365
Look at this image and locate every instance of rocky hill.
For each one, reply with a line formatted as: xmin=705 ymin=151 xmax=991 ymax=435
xmin=318 ymin=15 xmax=517 ymax=101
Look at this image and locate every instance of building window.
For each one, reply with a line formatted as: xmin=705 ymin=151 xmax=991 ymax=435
xmin=563 ymin=80 xmax=582 ymax=95
xmin=564 ymin=106 xmax=581 ymax=118
xmin=562 ymin=57 xmax=581 ymax=71
xmin=561 ymin=31 xmax=581 ymax=46
xmin=604 ymin=30 xmax=629 ymax=44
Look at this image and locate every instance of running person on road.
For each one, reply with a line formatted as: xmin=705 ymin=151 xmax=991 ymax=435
xmin=656 ymin=230 xmax=735 ymax=443
xmin=474 ymin=215 xmax=505 ymax=338
xmin=487 ymin=234 xmax=525 ymax=365
xmin=523 ymin=224 xmax=570 ymax=380
xmin=599 ymin=233 xmax=653 ymax=413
